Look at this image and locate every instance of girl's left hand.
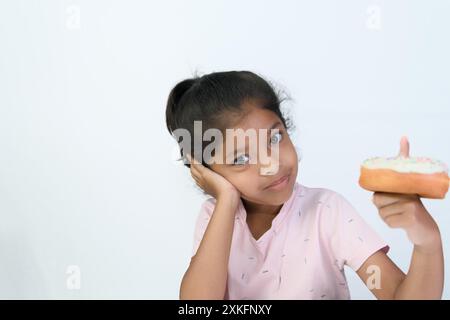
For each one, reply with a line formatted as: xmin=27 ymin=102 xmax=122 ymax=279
xmin=371 ymin=136 xmax=441 ymax=252
xmin=372 ymin=192 xmax=440 ymax=251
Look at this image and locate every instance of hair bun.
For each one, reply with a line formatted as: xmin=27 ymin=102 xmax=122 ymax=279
xmin=165 ymin=79 xmax=197 ymax=134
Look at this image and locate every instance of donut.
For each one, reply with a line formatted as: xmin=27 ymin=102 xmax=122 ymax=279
xmin=359 ymin=156 xmax=449 ymax=199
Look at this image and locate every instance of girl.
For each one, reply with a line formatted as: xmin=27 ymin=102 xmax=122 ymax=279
xmin=165 ymin=71 xmax=444 ymax=300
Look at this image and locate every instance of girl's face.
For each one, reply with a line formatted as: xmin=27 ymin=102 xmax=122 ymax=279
xmin=210 ymin=104 xmax=298 ymax=207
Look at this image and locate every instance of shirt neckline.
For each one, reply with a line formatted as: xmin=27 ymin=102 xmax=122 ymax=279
xmin=237 ymin=182 xmax=303 ymax=246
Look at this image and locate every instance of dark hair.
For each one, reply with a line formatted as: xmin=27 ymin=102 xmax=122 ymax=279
xmin=165 ymin=70 xmax=293 ymax=168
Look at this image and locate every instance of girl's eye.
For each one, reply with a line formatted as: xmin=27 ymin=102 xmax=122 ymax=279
xmin=270 ymin=132 xmax=283 ymax=145
xmin=233 ymin=154 xmax=250 ymax=165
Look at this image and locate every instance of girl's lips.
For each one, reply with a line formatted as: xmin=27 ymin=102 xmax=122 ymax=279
xmin=265 ymin=173 xmax=291 ymax=190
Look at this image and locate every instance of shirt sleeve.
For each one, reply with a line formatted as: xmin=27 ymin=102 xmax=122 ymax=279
xmin=326 ymin=191 xmax=390 ymax=271
xmin=191 ymin=198 xmax=216 ymax=258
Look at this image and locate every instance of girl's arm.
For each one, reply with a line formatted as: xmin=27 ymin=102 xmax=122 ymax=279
xmin=180 ymin=193 xmax=238 ymax=300
xmin=357 ymin=239 xmax=444 ymax=299
xmin=180 ymin=154 xmax=241 ymax=300
xmin=356 ymin=193 xmax=444 ymax=299
xmin=393 ymin=240 xmax=444 ymax=299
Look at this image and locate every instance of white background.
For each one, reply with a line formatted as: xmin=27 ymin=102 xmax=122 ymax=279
xmin=0 ymin=0 xmax=449 ymax=299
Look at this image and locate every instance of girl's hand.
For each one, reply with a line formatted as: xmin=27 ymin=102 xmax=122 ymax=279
xmin=186 ymin=154 xmax=241 ymax=203
xmin=371 ymin=136 xmax=441 ymax=253
xmin=372 ymin=192 xmax=440 ymax=252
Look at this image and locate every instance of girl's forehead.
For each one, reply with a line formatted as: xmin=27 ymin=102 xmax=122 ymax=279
xmin=228 ymin=105 xmax=281 ymax=132
xmin=209 ymin=107 xmax=283 ymax=162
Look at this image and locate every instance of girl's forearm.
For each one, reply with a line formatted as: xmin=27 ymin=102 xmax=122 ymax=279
xmin=180 ymin=196 xmax=238 ymax=300
xmin=394 ymin=234 xmax=444 ymax=300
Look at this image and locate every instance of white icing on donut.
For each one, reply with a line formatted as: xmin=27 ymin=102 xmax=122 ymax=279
xmin=361 ymin=156 xmax=448 ymax=174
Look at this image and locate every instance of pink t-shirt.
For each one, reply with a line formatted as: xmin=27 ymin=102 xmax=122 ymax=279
xmin=191 ymin=182 xmax=389 ymax=299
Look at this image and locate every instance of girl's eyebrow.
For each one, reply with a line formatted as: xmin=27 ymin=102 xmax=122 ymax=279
xmin=269 ymin=121 xmax=283 ymax=130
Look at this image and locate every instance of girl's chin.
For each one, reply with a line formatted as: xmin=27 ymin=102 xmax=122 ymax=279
xmin=261 ymin=182 xmax=296 ymax=205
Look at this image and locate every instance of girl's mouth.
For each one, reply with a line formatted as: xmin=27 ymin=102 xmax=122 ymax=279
xmin=264 ymin=173 xmax=291 ymax=191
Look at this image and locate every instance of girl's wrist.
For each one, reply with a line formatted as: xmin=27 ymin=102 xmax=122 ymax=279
xmin=414 ymin=229 xmax=442 ymax=255
xmin=217 ymin=193 xmax=240 ymax=210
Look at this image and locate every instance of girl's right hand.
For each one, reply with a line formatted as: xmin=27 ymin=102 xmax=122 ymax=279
xmin=186 ymin=154 xmax=240 ymax=203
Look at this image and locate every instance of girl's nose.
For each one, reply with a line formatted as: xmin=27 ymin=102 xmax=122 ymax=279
xmin=260 ymin=158 xmax=281 ymax=176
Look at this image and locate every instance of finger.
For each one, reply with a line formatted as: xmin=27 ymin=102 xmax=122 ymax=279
xmin=190 ymin=162 xmax=199 ymax=175
xmin=187 ymin=155 xmax=201 ymax=175
xmin=194 ymin=179 xmax=202 ymax=187
xmin=372 ymin=192 xmax=418 ymax=209
xmin=192 ymin=161 xmax=209 ymax=176
xmin=187 ymin=153 xmax=207 ymax=173
xmin=187 ymin=153 xmax=202 ymax=165
xmin=186 ymin=153 xmax=197 ymax=166
xmin=397 ymin=135 xmax=410 ymax=158
xmin=186 ymin=153 xmax=194 ymax=165
xmin=384 ymin=213 xmax=409 ymax=229
xmin=190 ymin=172 xmax=200 ymax=183
xmin=193 ymin=178 xmax=204 ymax=190
xmin=378 ymin=200 xmax=408 ymax=220
xmin=192 ymin=172 xmax=201 ymax=181
xmin=190 ymin=168 xmax=201 ymax=182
